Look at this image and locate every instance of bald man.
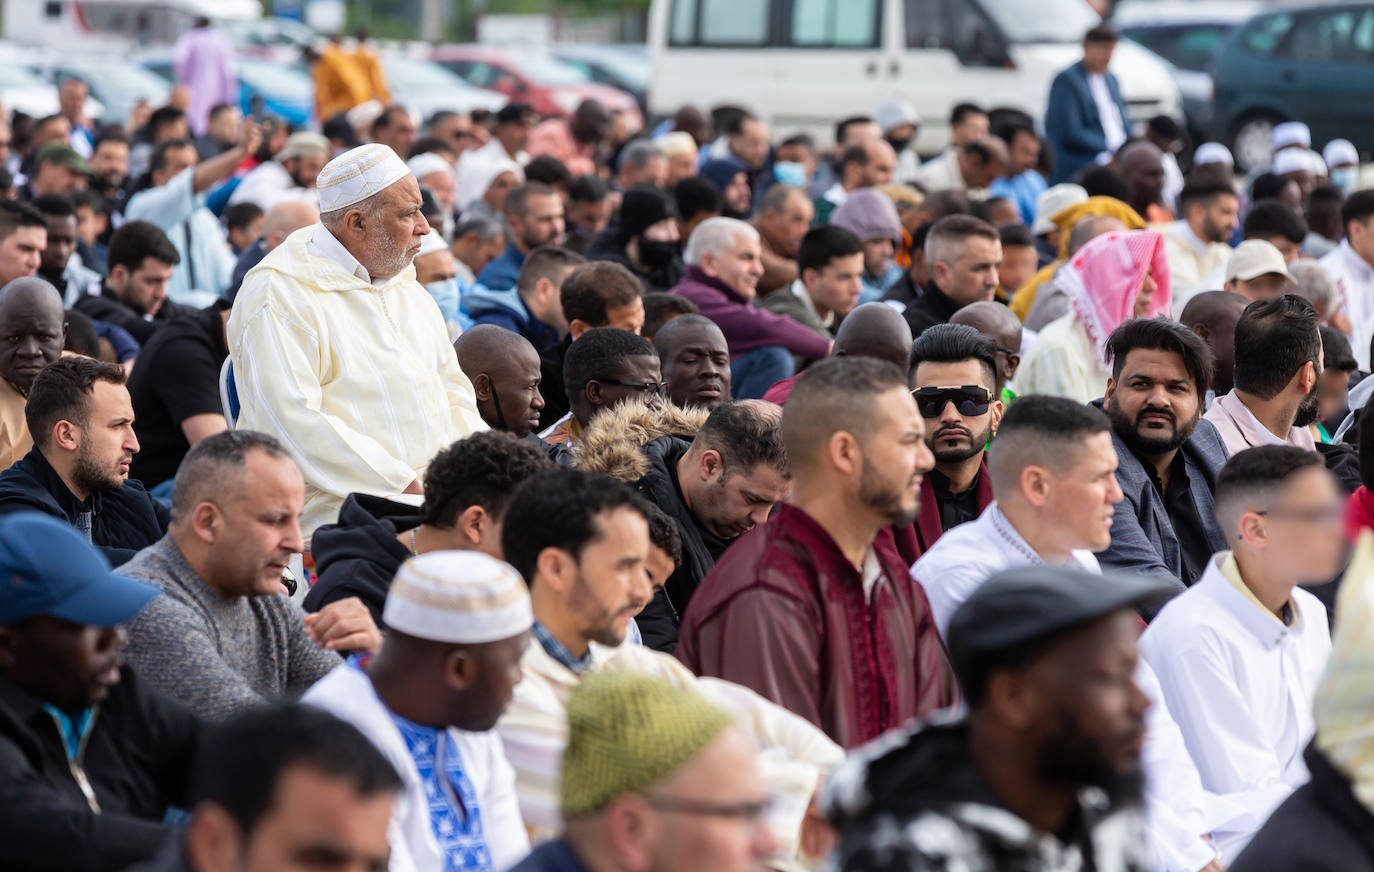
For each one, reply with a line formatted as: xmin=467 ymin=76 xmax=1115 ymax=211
xmin=762 ymin=302 xmax=914 ymax=405
xmin=0 ymin=277 xmax=66 ymax=468
xmin=1180 ymin=290 xmax=1249 ymax=398
xmin=454 ymin=325 xmax=546 ymax=439
xmin=951 ymin=300 xmax=1024 ymax=401
xmin=226 ymin=200 xmax=321 ymax=301
xmin=1117 ymin=141 xmax=1170 ymax=222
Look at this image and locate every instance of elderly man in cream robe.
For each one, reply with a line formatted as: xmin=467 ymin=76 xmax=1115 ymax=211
xmin=229 ymin=144 xmax=486 ymax=543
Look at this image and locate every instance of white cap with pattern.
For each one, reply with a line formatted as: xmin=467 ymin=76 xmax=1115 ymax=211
xmin=383 ymin=551 xmax=533 ymax=645
xmin=317 ymin=144 xmax=413 ymax=214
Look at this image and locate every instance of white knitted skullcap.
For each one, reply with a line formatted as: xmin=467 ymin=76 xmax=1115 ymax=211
xmin=407 ymin=152 xmax=454 ymax=181
xmin=417 ymin=229 xmax=449 ymax=258
xmin=317 ymin=144 xmax=412 ymax=214
xmin=1272 ymin=121 xmax=1311 ymax=150
xmin=1193 ymin=142 xmax=1233 ymax=168
xmin=1272 ymin=148 xmax=1310 ymax=176
xmin=383 ymin=551 xmax=533 ymax=645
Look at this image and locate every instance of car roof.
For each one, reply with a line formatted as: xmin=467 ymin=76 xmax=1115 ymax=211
xmin=1114 ymin=1 xmax=1264 ymax=27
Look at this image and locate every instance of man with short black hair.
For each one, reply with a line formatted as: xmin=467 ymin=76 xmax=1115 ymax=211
xmin=995 ymin=222 xmax=1038 ymax=303
xmin=884 ymin=214 xmax=1001 ymax=339
xmin=580 ymin=399 xmax=790 ymax=652
xmin=75 ymin=220 xmax=192 ymax=344
xmin=762 ymin=225 xmax=863 ymax=342
xmin=654 ymin=314 xmax=732 ymax=410
xmin=0 ymin=200 xmax=48 ymax=288
xmin=913 ymin=137 xmax=1008 ymax=198
xmin=476 ymin=183 xmax=567 ymax=292
xmin=148 ymin=703 xmax=402 ymax=872
xmin=1100 ymin=318 xmax=1229 ymax=590
xmin=454 ymin=326 xmax=548 ymax=439
xmin=371 ymin=106 xmax=418 ymax=161
xmin=678 ymin=356 xmax=959 ymax=748
xmin=305 ymin=430 xmax=552 ymax=623
xmin=910 ymin=103 xmax=988 ymax=193
xmin=1142 ymin=446 xmax=1340 ymax=859
xmin=907 ymin=324 xmax=1002 ymax=554
xmin=1046 ymin=24 xmax=1131 ymax=183
xmin=1162 ymin=179 xmax=1239 ymax=307
xmin=543 ymin=327 xmax=662 ymax=453
xmin=0 ymin=512 xmax=201 ymax=871
xmin=466 ymin=244 xmax=584 ymax=351
xmin=123 ymin=430 xmax=382 ymax=719
xmin=1244 ymin=200 xmax=1308 ymax=265
xmin=32 ymin=195 xmax=101 ymax=304
xmin=472 ymin=102 xmax=535 ymax=166
xmin=1321 ymin=189 xmax=1374 ymax=368
xmin=813 ymin=139 xmax=896 ymax=225
xmin=1205 ymin=295 xmax=1322 ymax=454
xmin=564 ymin=174 xmax=612 ymax=253
xmin=0 ymin=356 xmax=166 ymax=561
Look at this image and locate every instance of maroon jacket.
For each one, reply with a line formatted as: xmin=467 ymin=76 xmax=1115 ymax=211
xmin=671 ymin=267 xmax=833 ymax=359
xmin=676 ymin=503 xmax=960 ymax=749
xmin=912 ymin=461 xmax=995 ymax=554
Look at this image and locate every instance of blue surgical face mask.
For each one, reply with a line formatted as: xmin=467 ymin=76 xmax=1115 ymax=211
xmin=1332 ymin=166 xmax=1360 ymax=194
xmin=426 ymin=278 xmax=460 ymax=322
xmin=773 ymin=160 xmax=808 ymax=187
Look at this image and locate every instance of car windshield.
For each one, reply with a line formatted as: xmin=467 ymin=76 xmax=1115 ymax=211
xmin=237 ymin=59 xmax=313 ymax=101
xmin=983 ymin=0 xmax=1102 ymax=43
xmin=513 ymin=54 xmax=589 ymax=85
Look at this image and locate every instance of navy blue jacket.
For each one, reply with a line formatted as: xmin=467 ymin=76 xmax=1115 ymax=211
xmin=0 ymin=446 xmax=169 ymax=566
xmin=1044 ymin=61 xmax=1131 ymax=184
xmin=474 ymin=242 xmax=526 ymax=292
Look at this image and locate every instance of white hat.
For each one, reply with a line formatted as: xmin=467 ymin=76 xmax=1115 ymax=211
xmin=1226 ymin=239 xmax=1292 ymax=283
xmin=1272 ymin=121 xmax=1312 ymax=151
xmin=1193 ymin=142 xmax=1234 ymax=168
xmin=417 ymin=229 xmax=449 ymax=258
xmin=1272 ymin=148 xmax=1310 ymax=176
xmin=407 ymin=152 xmax=454 ymax=182
xmin=875 ymin=96 xmax=920 ymax=136
xmin=383 ymin=551 xmax=533 ymax=645
xmin=317 ymin=144 xmax=413 ymax=214
xmin=277 ymin=131 xmax=331 ymax=161
xmin=1307 ymin=149 xmax=1328 ymax=177
xmin=1031 ymin=183 xmax=1088 ymax=236
xmin=654 ymin=130 xmax=697 ymax=157
xmin=1324 ymin=139 xmax=1359 ymax=169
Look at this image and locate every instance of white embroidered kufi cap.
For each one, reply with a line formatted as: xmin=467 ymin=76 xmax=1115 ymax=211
xmin=383 ymin=551 xmax=533 ymax=645
xmin=317 ymin=144 xmax=412 ymax=213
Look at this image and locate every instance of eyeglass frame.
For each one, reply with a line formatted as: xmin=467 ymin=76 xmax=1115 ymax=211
xmin=593 ymin=377 xmax=669 ymax=398
xmin=639 ymin=792 xmax=773 ymax=824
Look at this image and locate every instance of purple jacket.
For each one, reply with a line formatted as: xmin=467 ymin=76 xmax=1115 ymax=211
xmin=671 ymin=267 xmax=832 ymax=359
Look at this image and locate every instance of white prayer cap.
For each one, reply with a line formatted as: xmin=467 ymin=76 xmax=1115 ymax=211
xmin=1193 ymin=142 xmax=1234 ymax=168
xmin=277 ymin=131 xmax=331 ymax=160
xmin=407 ymin=152 xmax=454 ymax=182
xmin=1272 ymin=121 xmax=1311 ymax=150
xmin=417 ymin=229 xmax=449 ymax=258
xmin=383 ymin=551 xmax=533 ymax=645
xmin=654 ymin=130 xmax=696 ymax=157
xmin=457 ymin=154 xmax=524 ymax=210
xmin=1031 ymin=183 xmax=1088 ymax=236
xmin=317 ymin=144 xmax=412 ymax=214
xmin=1272 ymin=148 xmax=1310 ymax=176
xmin=1307 ymin=149 xmax=1328 ymax=177
xmin=1325 ymin=139 xmax=1359 ymax=169
xmin=875 ymin=96 xmax=920 ymax=135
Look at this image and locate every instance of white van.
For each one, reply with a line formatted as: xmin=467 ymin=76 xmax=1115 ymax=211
xmin=646 ymin=0 xmax=1184 ymax=153
xmin=3 ymin=0 xmax=262 ymax=51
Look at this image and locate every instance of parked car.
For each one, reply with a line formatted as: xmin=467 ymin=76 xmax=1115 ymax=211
xmin=378 ymin=54 xmax=508 ymax=122
xmin=430 ymin=45 xmax=643 ymax=128
xmin=30 ymin=58 xmax=171 ymax=128
xmin=1116 ymin=1 xmax=1262 ymax=144
xmin=1213 ymin=1 xmax=1374 ymax=170
xmin=646 ymin=0 xmax=1183 ymax=154
xmin=142 ymin=54 xmax=314 ymax=128
xmin=550 ymin=44 xmax=651 ymax=113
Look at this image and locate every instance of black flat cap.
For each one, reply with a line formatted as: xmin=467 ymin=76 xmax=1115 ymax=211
xmin=947 ymin=564 xmax=1175 ymax=662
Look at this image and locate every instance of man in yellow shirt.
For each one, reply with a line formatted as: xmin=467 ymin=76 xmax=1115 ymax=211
xmin=228 ymin=144 xmax=486 ymax=544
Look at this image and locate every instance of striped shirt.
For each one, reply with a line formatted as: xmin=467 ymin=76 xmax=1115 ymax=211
xmin=228 ymin=223 xmax=486 ymax=541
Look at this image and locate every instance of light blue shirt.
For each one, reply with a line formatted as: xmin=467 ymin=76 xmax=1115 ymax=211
xmin=989 ymin=170 xmax=1048 ymax=227
xmin=124 ymin=166 xmax=236 ymax=305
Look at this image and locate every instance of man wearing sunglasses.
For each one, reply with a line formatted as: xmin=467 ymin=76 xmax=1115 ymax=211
xmin=908 ymin=325 xmax=1003 ymax=554
xmin=1141 ymin=446 xmax=1340 ymax=860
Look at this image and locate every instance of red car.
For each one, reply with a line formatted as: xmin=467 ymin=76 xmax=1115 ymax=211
xmin=429 ymin=45 xmax=642 ymax=128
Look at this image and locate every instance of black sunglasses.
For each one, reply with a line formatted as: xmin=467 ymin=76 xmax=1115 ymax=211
xmin=595 ymin=378 xmax=667 ymax=398
xmin=913 ymin=385 xmax=994 ymax=418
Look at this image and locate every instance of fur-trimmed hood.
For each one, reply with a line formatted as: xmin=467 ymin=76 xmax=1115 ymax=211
xmin=576 ymin=399 xmax=709 ymax=482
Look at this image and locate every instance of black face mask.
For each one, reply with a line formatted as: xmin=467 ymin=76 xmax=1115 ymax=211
xmin=638 ymin=239 xmax=681 ymax=269
xmin=887 ymin=134 xmax=913 ymax=153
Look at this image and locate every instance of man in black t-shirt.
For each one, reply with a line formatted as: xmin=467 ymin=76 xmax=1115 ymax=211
xmin=126 ymin=303 xmax=229 ymax=489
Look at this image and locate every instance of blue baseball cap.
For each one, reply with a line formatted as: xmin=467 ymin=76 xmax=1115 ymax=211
xmin=0 ymin=513 xmax=159 ymax=627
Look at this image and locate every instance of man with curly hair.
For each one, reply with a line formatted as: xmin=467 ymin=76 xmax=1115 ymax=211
xmin=303 ymin=431 xmax=553 ymax=625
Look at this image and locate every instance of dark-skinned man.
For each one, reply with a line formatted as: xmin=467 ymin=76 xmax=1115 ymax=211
xmin=305 ymin=550 xmax=533 ymax=871
xmin=33 ymin=195 xmax=101 ymax=305
xmin=455 ymin=325 xmax=547 ymax=440
xmin=541 ymin=328 xmax=661 ymax=458
xmin=950 ymin=299 xmax=1024 ymax=404
xmin=654 ymin=314 xmax=732 ymax=411
xmin=0 ymin=277 xmax=66 ymax=469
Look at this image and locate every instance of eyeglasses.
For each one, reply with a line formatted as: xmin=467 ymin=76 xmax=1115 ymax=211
xmin=913 ymin=385 xmax=994 ymax=418
xmin=995 ymin=346 xmax=1019 ymax=357
xmin=641 ymin=793 xmax=773 ymax=824
xmin=595 ymin=378 xmax=668 ymax=398
xmin=1255 ymin=506 xmax=1345 ymax=526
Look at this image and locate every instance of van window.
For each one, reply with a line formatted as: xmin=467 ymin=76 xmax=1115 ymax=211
xmin=905 ymin=0 xmax=948 ymax=48
xmin=669 ymin=0 xmax=772 ymax=46
xmin=1243 ymin=13 xmax=1293 ymax=57
xmin=791 ymin=0 xmax=880 ymax=48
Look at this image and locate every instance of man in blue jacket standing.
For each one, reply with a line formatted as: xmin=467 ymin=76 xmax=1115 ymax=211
xmin=1045 ymin=24 xmax=1132 ymax=185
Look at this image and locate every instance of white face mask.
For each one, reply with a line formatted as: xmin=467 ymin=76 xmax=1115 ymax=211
xmin=1332 ymin=166 xmax=1360 ymax=194
xmin=425 ymin=278 xmax=460 ymax=322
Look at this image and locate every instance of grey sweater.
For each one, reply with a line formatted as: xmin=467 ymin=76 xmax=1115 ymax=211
xmin=123 ymin=536 xmax=341 ymax=720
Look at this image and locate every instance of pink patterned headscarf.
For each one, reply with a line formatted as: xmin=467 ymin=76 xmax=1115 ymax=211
xmin=1058 ymin=229 xmax=1172 ymax=358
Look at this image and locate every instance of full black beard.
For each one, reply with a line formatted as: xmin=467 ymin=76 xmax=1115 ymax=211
xmin=1293 ymin=385 xmax=1322 ymax=428
xmin=1107 ymin=397 xmax=1196 ymax=457
xmin=1036 ymin=708 xmax=1145 ymax=809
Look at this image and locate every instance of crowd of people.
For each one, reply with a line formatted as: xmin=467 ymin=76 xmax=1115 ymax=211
xmin=7 ymin=17 xmax=1374 ymax=872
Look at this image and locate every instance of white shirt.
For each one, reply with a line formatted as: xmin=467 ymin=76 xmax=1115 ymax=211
xmin=1088 ymin=72 xmax=1127 ymax=152
xmin=912 ymin=148 xmax=966 ymax=194
xmin=303 ymin=663 xmax=530 ymax=872
xmin=1140 ymin=552 xmax=1331 ymax=860
xmin=471 ymin=136 xmax=529 ymax=167
xmin=1160 ymin=220 xmax=1232 ymax=316
xmin=227 ymin=160 xmax=318 ymax=212
xmin=1320 ymin=239 xmax=1374 ymax=369
xmin=909 ymin=501 xmax=1221 ymax=871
